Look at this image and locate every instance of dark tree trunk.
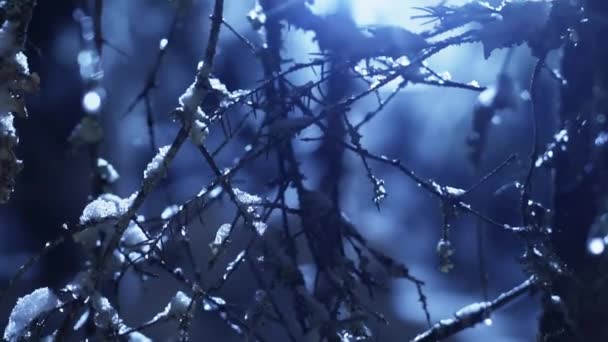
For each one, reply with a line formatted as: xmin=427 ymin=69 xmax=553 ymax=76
xmin=540 ymin=0 xmax=608 ymax=340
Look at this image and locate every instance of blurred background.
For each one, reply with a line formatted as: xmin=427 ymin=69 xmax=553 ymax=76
xmin=0 ymin=0 xmax=560 ymax=340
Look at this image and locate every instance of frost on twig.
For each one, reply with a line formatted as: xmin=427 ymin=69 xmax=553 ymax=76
xmin=177 ymin=64 xmax=214 ymax=147
xmin=0 ymin=0 xmax=38 ymax=204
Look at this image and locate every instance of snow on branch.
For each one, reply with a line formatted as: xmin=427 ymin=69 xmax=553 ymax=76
xmin=3 ymin=287 xmax=61 ymax=342
xmin=411 ymin=276 xmax=536 ymax=342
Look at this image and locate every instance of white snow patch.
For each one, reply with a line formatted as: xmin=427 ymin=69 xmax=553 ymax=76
xmin=150 ymin=291 xmax=193 ymax=323
xmin=233 ymin=188 xmax=262 ymax=205
xmin=178 ymin=81 xmax=203 ymax=112
xmin=455 ymin=302 xmax=489 ymax=319
xmin=160 ymin=205 xmax=179 ymax=220
xmin=253 ymin=221 xmax=267 ymax=236
xmin=97 ymin=158 xmax=119 ymax=183
xmin=120 ymin=222 xmax=150 ymax=262
xmin=190 ymin=118 xmax=209 ymax=146
xmin=210 ymin=223 xmax=232 ymax=253
xmin=4 ymin=288 xmax=62 ymax=342
xmin=144 ymin=145 xmax=170 ymax=179
xmin=79 ymin=193 xmax=134 ymax=225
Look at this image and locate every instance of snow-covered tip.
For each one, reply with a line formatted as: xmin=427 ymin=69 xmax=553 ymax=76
xmin=160 ymin=204 xmax=179 ymax=220
xmin=209 ymin=186 xmax=222 ymax=198
xmin=190 ymin=118 xmax=209 ymax=146
xmin=159 ymin=38 xmax=168 ymax=50
xmin=144 ymin=145 xmax=170 ymax=180
xmin=150 ymin=291 xmax=193 ymax=323
xmin=444 ymin=186 xmax=465 ymax=197
xmin=79 ymin=193 xmax=134 ymax=225
xmin=202 ymin=296 xmax=226 ymax=312
xmin=79 ymin=194 xmax=126 ymax=225
xmin=209 ymin=77 xmax=229 ymax=95
xmin=253 ymin=221 xmax=267 ymax=236
xmin=247 ymin=3 xmax=266 ymax=30
xmin=14 ymin=52 xmax=30 ymax=75
xmin=432 ymin=181 xmax=465 ymax=197
xmin=371 ymin=175 xmax=387 ymax=205
xmin=169 ymin=291 xmax=193 ymax=315
xmin=233 ymin=188 xmax=263 ymax=205
xmin=207 ymin=77 xmax=250 ymax=108
xmin=97 ymin=158 xmax=119 ymax=184
xmin=73 ymin=308 xmax=90 ymax=331
xmin=178 ymin=81 xmax=203 ymax=113
xmin=210 ymin=223 xmax=232 ymax=255
xmin=120 ymin=222 xmax=151 ymax=263
xmin=455 ymin=302 xmax=490 ymax=321
xmin=4 ymin=288 xmax=62 ymax=342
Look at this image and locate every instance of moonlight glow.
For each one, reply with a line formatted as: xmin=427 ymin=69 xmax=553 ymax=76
xmin=310 ymin=0 xmax=470 ymax=31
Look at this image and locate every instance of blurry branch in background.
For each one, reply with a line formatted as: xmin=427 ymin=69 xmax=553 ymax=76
xmin=120 ymin=9 xmax=182 ymax=151
xmin=70 ymin=3 xmax=108 ymax=198
xmin=83 ymin=0 xmax=226 ymax=339
xmin=0 ymin=229 xmax=66 ymax=304
xmin=92 ymin=0 xmax=103 ymax=56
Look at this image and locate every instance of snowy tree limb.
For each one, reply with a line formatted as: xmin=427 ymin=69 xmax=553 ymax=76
xmin=411 ymin=276 xmax=536 ymax=342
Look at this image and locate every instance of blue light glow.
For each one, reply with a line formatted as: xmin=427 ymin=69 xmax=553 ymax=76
xmin=350 ymin=0 xmax=413 ymax=29
xmin=588 ymin=237 xmax=605 ymax=255
xmin=82 ymin=90 xmax=102 ymax=113
xmin=311 ymin=0 xmax=471 ymax=31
